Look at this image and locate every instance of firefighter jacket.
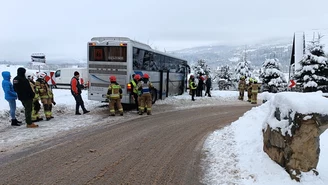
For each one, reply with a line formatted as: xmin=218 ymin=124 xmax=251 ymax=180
xmin=35 ymin=78 xmax=53 ymax=99
xmin=137 ymin=79 xmax=153 ymax=94
xmin=130 ymin=79 xmax=138 ymax=94
xmin=107 ymin=82 xmax=122 ymax=99
xmin=247 ymin=82 xmax=253 ymax=91
xmin=29 ymin=80 xmax=40 ymax=100
xmin=238 ymin=79 xmax=246 ymax=90
xmin=251 ymin=83 xmax=260 ymax=93
xmin=189 ymin=79 xmax=197 ymax=90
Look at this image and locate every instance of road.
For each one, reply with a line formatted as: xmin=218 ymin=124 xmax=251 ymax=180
xmin=0 ymin=104 xmax=252 ymax=185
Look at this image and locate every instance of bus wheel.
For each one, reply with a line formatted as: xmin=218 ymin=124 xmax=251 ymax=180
xmin=151 ymin=88 xmax=157 ymax=104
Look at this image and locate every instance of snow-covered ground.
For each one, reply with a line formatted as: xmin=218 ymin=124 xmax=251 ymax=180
xmin=1 ymin=65 xmax=328 ymax=184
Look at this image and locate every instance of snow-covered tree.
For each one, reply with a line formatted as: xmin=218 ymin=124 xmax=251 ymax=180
xmin=260 ymin=58 xmax=286 ymax=92
xmin=294 ymin=35 xmax=328 ymax=92
xmin=191 ymin=59 xmax=211 ymax=76
xmin=234 ymin=56 xmax=252 ymax=81
xmin=220 ymin=65 xmax=232 ymax=80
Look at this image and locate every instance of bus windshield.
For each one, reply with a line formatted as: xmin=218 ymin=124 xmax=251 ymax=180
xmin=89 ymin=46 xmax=127 ymax=62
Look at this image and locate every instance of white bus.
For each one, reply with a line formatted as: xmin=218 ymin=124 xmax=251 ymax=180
xmin=87 ymin=37 xmax=190 ymax=104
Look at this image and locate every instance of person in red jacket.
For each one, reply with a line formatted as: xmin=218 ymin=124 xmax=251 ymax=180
xmin=70 ymin=71 xmax=90 ymax=115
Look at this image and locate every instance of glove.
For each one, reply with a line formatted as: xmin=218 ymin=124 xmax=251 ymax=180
xmin=52 ymin=101 xmax=56 ymax=105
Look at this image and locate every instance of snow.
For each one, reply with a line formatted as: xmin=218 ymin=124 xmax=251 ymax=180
xmin=1 ymin=65 xmax=328 ymax=184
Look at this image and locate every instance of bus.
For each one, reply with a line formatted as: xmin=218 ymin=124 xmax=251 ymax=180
xmin=87 ymin=37 xmax=190 ymax=104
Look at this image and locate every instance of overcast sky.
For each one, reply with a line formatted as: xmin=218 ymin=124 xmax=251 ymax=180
xmin=1 ymin=0 xmax=328 ymax=61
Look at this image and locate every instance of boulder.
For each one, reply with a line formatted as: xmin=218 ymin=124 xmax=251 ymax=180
xmin=263 ymin=108 xmax=328 ymax=181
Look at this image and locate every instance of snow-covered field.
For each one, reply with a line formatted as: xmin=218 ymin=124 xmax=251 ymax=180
xmin=1 ymin=65 xmax=328 ymax=185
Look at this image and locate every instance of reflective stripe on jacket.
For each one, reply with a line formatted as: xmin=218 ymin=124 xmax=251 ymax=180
xmin=107 ymin=83 xmax=121 ymax=99
xmin=251 ymin=84 xmax=259 ymax=93
xmin=130 ymin=80 xmax=138 ymax=94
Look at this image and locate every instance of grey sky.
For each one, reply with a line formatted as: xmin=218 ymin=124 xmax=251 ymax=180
xmin=1 ymin=0 xmax=328 ymax=61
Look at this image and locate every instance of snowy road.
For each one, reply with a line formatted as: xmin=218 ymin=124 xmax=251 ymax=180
xmin=0 ymin=104 xmax=252 ymax=184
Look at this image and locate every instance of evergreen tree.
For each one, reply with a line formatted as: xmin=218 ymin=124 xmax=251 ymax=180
xmin=219 ymin=65 xmax=233 ymax=82
xmin=294 ymin=35 xmax=328 ymax=92
xmin=259 ymin=58 xmax=286 ymax=92
xmin=191 ymin=59 xmax=211 ymax=76
xmin=234 ymin=56 xmax=252 ymax=81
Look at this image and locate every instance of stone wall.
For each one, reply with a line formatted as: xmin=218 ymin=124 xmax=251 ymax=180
xmin=263 ymin=109 xmax=328 ymax=181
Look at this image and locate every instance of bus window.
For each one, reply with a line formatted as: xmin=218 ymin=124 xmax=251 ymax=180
xmin=89 ymin=46 xmax=127 ymax=62
xmin=142 ymin=50 xmax=151 ymax=70
xmin=133 ymin=48 xmax=145 ymax=70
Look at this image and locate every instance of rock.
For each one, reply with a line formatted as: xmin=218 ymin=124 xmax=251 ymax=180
xmin=263 ymin=109 xmax=328 ymax=181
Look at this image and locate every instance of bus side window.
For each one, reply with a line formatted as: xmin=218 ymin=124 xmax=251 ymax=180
xmin=164 ymin=57 xmax=172 ymax=70
xmin=143 ymin=50 xmax=151 ymax=70
xmin=133 ymin=48 xmax=143 ymax=70
xmin=152 ymin=53 xmax=161 ymax=71
xmin=148 ymin=52 xmax=158 ymax=71
xmin=55 ymin=70 xmax=61 ymax=77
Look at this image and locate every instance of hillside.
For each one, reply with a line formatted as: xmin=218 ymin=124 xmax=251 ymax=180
xmin=171 ymin=39 xmax=292 ymax=72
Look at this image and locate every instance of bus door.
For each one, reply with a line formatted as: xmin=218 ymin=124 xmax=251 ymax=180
xmin=159 ymin=70 xmax=169 ymax=100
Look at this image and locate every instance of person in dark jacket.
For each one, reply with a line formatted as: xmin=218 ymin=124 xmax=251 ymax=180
xmin=196 ymin=75 xmax=204 ymax=97
xmin=13 ymin=67 xmax=38 ymax=128
xmin=205 ymin=75 xmax=212 ymax=97
xmin=2 ymin=71 xmax=22 ymax=126
xmin=71 ymin=71 xmax=90 ymax=115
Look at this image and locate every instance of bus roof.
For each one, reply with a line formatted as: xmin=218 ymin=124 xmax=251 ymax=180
xmin=90 ymin=37 xmax=187 ymax=63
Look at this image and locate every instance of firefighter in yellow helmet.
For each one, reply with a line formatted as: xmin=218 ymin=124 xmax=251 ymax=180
xmin=238 ymin=76 xmax=246 ymax=100
xmin=107 ymin=75 xmax=123 ymax=116
xmin=247 ymin=78 xmax=253 ymax=102
xmin=138 ymin=73 xmax=154 ymax=115
xmin=251 ymin=79 xmax=260 ymax=104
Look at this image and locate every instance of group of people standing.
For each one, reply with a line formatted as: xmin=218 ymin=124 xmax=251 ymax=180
xmin=128 ymin=73 xmax=154 ymax=115
xmin=238 ymin=76 xmax=260 ymax=104
xmin=2 ymin=67 xmax=49 ymax=128
xmin=1 ymin=68 xmax=90 ymax=128
xmin=188 ymin=74 xmax=212 ymax=101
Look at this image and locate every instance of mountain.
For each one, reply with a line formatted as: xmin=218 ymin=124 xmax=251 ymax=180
xmin=171 ymin=38 xmax=292 ymax=72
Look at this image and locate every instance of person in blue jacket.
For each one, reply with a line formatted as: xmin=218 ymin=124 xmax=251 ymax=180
xmin=2 ymin=71 xmax=21 ymax=126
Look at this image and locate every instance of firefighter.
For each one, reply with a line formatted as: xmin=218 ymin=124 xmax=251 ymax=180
xmin=107 ymin=75 xmax=123 ymax=116
xmin=27 ymin=74 xmax=43 ymax=122
xmin=35 ymin=72 xmax=56 ymax=121
xmin=247 ymin=78 xmax=253 ymax=102
xmin=138 ymin=73 xmax=154 ymax=115
xmin=251 ymin=79 xmax=260 ymax=104
xmin=238 ymin=76 xmax=246 ymax=100
xmin=189 ymin=75 xmax=197 ymax=101
xmin=130 ymin=74 xmax=141 ymax=112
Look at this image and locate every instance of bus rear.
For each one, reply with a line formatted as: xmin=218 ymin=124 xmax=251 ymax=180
xmin=87 ymin=37 xmax=131 ymax=103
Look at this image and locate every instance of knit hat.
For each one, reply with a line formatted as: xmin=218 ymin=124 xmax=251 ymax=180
xmin=74 ymin=71 xmax=79 ymax=76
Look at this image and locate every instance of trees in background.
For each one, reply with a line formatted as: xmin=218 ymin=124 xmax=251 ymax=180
xmin=260 ymin=58 xmax=286 ymax=92
xmin=191 ymin=59 xmax=211 ymax=76
xmin=234 ymin=56 xmax=253 ymax=81
xmin=294 ymin=34 xmax=328 ymax=92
